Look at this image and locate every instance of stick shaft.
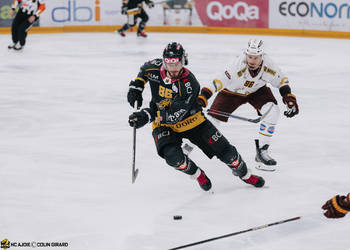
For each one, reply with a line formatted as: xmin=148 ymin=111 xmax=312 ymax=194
xmin=169 ymin=216 xmax=301 ymax=250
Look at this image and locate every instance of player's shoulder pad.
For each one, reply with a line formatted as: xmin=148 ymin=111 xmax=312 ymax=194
xmin=141 ymin=58 xmax=162 ymax=72
xmin=235 ymin=54 xmax=247 ymax=78
xmin=262 ymin=55 xmax=279 ymax=76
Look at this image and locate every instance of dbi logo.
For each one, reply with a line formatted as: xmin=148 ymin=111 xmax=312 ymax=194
xmin=52 ymin=0 xmax=101 ymax=23
xmin=1 ymin=238 xmax=10 ymax=250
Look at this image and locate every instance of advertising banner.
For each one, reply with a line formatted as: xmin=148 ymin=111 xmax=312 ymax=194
xmin=0 ymin=1 xmax=13 ymax=27
xmin=269 ymin=0 xmax=350 ymax=32
xmin=192 ymin=0 xmax=269 ymax=28
xmin=40 ymin=0 xmax=120 ymax=27
xmin=39 ymin=0 xmax=204 ymax=27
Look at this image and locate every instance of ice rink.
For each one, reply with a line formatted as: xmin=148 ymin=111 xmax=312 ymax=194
xmin=1 ymin=31 xmax=350 ymax=250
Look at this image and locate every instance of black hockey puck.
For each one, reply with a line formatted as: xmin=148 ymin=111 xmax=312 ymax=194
xmin=173 ymin=215 xmax=182 ymax=220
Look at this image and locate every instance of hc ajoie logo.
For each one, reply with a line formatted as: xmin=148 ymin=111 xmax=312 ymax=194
xmin=1 ymin=239 xmax=10 ymax=250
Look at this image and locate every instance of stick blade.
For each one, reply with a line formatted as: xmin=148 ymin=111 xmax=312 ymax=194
xmin=132 ymin=168 xmax=139 ymax=184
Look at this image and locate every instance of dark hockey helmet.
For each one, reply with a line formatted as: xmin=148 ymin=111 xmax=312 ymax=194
xmin=163 ymin=42 xmax=188 ymax=66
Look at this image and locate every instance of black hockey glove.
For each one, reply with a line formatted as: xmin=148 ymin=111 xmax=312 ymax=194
xmin=121 ymin=6 xmax=128 ymax=15
xmin=282 ymin=94 xmax=299 ymax=118
xmin=129 ymin=109 xmax=151 ymax=129
xmin=322 ymin=194 xmax=350 ymax=219
xmin=127 ymin=80 xmax=144 ymax=109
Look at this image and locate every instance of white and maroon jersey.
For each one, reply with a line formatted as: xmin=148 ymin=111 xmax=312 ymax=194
xmin=12 ymin=0 xmax=46 ymax=17
xmin=204 ymin=53 xmax=290 ymax=96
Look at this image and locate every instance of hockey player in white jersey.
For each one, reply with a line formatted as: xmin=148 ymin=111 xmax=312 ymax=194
xmin=196 ymin=39 xmax=299 ymax=171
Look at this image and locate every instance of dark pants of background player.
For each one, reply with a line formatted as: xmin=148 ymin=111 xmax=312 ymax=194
xmin=120 ymin=9 xmax=149 ymax=34
xmin=152 ymin=119 xmax=239 ymax=174
xmin=11 ymin=10 xmax=38 ymax=46
xmin=209 ymin=86 xmax=278 ymax=122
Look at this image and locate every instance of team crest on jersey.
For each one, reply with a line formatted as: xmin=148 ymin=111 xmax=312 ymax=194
xmin=157 ymin=99 xmax=172 ymax=110
xmin=224 ymin=70 xmax=231 ymax=79
xmin=164 ymin=77 xmax=172 ymax=85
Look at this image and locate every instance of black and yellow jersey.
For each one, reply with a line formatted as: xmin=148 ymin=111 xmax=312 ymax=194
xmin=130 ymin=58 xmax=205 ymax=133
xmin=122 ymin=0 xmax=152 ymax=10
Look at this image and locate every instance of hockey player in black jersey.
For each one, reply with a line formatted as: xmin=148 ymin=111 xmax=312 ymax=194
xmin=8 ymin=0 xmax=46 ymax=50
xmin=117 ymin=0 xmax=154 ymax=38
xmin=127 ymin=42 xmax=265 ymax=191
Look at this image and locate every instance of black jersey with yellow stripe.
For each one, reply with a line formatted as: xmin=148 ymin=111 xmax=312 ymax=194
xmin=133 ymin=58 xmax=205 ymax=132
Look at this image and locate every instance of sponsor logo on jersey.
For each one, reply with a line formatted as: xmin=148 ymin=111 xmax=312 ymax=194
xmin=237 ymin=66 xmax=247 ymax=77
xmin=152 ymin=112 xmax=205 ymax=132
xmin=184 ymin=81 xmax=193 ymax=94
xmin=263 ymin=66 xmax=276 ymax=76
xmin=208 ymin=130 xmax=223 ymax=144
xmin=154 ymin=130 xmax=170 ymax=143
xmin=147 ymin=72 xmax=160 ymax=82
xmin=267 ymin=126 xmax=275 ymax=134
xmin=260 ymin=123 xmax=266 ymax=131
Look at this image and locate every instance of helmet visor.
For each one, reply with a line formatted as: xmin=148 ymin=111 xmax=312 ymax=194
xmin=163 ymin=57 xmax=183 ymax=71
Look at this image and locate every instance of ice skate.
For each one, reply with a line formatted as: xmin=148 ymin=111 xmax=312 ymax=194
xmin=13 ymin=43 xmax=23 ymax=51
xmin=117 ymin=30 xmax=126 ymax=37
xmin=137 ymin=31 xmax=147 ymax=38
xmin=255 ymin=139 xmax=276 ymax=171
xmin=191 ymin=168 xmax=212 ymax=191
xmin=8 ymin=42 xmax=16 ymax=49
xmin=241 ymin=174 xmax=265 ymax=187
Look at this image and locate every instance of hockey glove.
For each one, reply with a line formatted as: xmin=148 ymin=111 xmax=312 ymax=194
xmin=282 ymin=94 xmax=299 ymax=118
xmin=129 ymin=109 xmax=151 ymax=129
xmin=322 ymin=194 xmax=350 ymax=218
xmin=121 ymin=6 xmax=128 ymax=15
xmin=196 ymin=87 xmax=213 ymax=108
xmin=127 ymin=81 xmax=144 ymax=109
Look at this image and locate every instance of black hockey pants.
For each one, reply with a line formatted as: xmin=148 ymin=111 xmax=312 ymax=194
xmin=11 ymin=10 xmax=37 ymax=46
xmin=120 ymin=9 xmax=149 ymax=34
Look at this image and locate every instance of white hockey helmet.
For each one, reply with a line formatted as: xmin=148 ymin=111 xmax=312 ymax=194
xmin=245 ymin=39 xmax=264 ymax=56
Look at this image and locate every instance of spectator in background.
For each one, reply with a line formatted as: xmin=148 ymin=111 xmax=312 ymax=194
xmin=8 ymin=0 xmax=46 ymax=51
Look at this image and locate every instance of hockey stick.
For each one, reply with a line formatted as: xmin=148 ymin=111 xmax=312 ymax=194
xmin=154 ymin=0 xmax=175 ymax=5
xmin=207 ymin=104 xmax=273 ymax=124
xmin=132 ymin=102 xmax=139 ymax=184
xmin=169 ymin=216 xmax=301 ymax=250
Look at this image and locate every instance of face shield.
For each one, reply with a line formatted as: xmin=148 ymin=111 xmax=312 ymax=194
xmin=163 ymin=57 xmax=183 ymax=78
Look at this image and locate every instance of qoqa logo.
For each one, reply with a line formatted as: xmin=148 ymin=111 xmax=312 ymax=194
xmin=164 ymin=58 xmax=180 ymax=64
xmin=279 ymin=1 xmax=350 ymax=19
xmin=207 ymin=1 xmax=259 ymax=21
xmin=52 ymin=0 xmax=101 ymax=23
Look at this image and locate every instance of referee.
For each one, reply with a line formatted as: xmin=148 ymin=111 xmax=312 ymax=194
xmin=8 ymin=0 xmax=46 ymax=51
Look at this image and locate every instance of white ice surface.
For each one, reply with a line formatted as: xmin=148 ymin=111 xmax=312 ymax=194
xmin=0 ymin=32 xmax=350 ymax=250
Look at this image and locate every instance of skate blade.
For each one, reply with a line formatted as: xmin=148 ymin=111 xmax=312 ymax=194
xmin=255 ymin=164 xmax=276 ymax=172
